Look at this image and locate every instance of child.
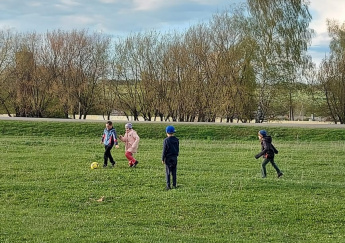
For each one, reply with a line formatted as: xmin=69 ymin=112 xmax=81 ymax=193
xmin=255 ymin=130 xmax=283 ymax=178
xmin=118 ymin=123 xmax=140 ymax=167
xmin=101 ymin=121 xmax=119 ymax=168
xmin=162 ymin=125 xmax=179 ymax=190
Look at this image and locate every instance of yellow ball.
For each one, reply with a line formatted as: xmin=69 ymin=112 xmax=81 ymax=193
xmin=91 ymin=162 xmax=99 ymax=169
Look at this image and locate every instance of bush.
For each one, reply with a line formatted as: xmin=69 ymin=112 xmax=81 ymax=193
xmin=1 ymin=120 xmax=345 ymax=141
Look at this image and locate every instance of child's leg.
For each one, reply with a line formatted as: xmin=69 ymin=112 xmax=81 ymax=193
xmin=165 ymin=165 xmax=171 ymax=189
xmin=270 ymin=159 xmax=282 ymax=175
xmin=171 ymin=165 xmax=177 ymax=188
xmin=261 ymin=159 xmax=269 ymax=178
xmin=125 ymin=151 xmax=136 ymax=166
xmin=104 ymin=145 xmax=115 ymax=166
xmin=108 ymin=150 xmax=115 ymax=165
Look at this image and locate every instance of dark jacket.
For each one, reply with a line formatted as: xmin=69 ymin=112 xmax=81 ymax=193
xmin=162 ymin=136 xmax=179 ymax=164
xmin=255 ymin=136 xmax=278 ymax=159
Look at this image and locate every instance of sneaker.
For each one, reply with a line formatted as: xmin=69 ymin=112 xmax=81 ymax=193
xmin=278 ymin=172 xmax=283 ymax=178
xmin=103 ymin=164 xmax=107 ymax=168
xmin=132 ymin=161 xmax=139 ymax=167
xmin=129 ymin=162 xmax=133 ymax=167
xmin=165 ymin=186 xmax=171 ymax=190
xmin=111 ymin=163 xmax=115 ymax=168
xmin=172 ymin=185 xmax=177 ymax=189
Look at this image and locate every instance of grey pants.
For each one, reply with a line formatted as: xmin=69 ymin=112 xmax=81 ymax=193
xmin=262 ymin=158 xmax=281 ymax=178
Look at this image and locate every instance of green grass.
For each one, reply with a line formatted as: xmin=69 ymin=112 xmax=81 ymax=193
xmin=1 ymin=121 xmax=345 ymax=242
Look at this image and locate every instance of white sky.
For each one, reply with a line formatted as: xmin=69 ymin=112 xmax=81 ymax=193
xmin=308 ymin=0 xmax=345 ymax=66
xmin=0 ymin=0 xmax=344 ymax=67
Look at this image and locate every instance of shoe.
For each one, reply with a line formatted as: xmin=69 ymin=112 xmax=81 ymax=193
xmin=172 ymin=185 xmax=177 ymax=189
xmin=132 ymin=161 xmax=139 ymax=167
xmin=129 ymin=162 xmax=133 ymax=167
xmin=278 ymin=172 xmax=283 ymax=178
xmin=165 ymin=186 xmax=171 ymax=190
xmin=111 ymin=163 xmax=115 ymax=168
xmin=103 ymin=164 xmax=107 ymax=168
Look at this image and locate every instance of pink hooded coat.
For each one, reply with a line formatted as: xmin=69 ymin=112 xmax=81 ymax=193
xmin=119 ymin=129 xmax=140 ymax=153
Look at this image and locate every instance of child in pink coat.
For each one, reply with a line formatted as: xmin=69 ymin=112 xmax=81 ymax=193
xmin=119 ymin=123 xmax=140 ymax=167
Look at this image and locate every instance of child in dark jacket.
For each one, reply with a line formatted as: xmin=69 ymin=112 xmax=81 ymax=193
xmin=162 ymin=125 xmax=179 ymax=190
xmin=255 ymin=130 xmax=283 ymax=178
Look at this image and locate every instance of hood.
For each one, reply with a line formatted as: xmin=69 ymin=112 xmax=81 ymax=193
xmin=263 ymin=136 xmax=272 ymax=143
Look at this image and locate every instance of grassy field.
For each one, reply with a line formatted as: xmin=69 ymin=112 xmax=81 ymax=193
xmin=1 ymin=120 xmax=345 ymax=242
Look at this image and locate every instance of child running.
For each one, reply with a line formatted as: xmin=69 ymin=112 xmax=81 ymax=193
xmin=118 ymin=123 xmax=140 ymax=167
xmin=255 ymin=130 xmax=283 ymax=178
xmin=100 ymin=121 xmax=119 ymax=168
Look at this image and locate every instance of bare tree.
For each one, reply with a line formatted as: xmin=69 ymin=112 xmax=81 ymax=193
xmin=0 ymin=29 xmax=16 ymax=116
xmin=133 ymin=31 xmax=165 ymax=121
xmin=45 ymin=30 xmax=111 ymax=119
xmin=97 ymin=79 xmax=122 ymax=120
xmin=111 ymin=36 xmax=142 ymax=121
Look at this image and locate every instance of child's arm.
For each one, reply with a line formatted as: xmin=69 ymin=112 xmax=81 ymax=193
xmin=255 ymin=142 xmax=269 ymax=159
xmin=112 ymin=130 xmax=119 ymax=147
xmin=118 ymin=134 xmax=125 ymax=142
xmin=100 ymin=132 xmax=105 ymax=144
xmin=162 ymin=140 xmax=167 ymax=163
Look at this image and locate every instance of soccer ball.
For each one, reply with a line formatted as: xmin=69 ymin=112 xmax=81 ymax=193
xmin=90 ymin=162 xmax=99 ymax=169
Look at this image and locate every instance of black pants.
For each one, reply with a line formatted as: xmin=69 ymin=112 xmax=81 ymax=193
xmin=262 ymin=158 xmax=281 ymax=178
xmin=104 ymin=145 xmax=115 ymax=166
xmin=165 ymin=157 xmax=177 ymax=188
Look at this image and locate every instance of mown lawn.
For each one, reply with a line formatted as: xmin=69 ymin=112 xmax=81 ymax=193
xmin=1 ymin=121 xmax=345 ymax=242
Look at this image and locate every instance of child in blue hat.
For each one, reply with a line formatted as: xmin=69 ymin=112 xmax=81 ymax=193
xmin=162 ymin=126 xmax=179 ymax=190
xmin=255 ymin=130 xmax=283 ymax=178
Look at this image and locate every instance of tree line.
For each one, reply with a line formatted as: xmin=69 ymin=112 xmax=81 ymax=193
xmin=1 ymin=1 xmax=345 ymax=123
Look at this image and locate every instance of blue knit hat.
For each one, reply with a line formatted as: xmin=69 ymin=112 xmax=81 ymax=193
xmin=259 ymin=130 xmax=267 ymax=137
xmin=166 ymin=125 xmax=176 ymax=134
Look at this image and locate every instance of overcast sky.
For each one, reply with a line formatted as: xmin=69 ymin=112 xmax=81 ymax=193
xmin=1 ymin=0 xmax=344 ymax=67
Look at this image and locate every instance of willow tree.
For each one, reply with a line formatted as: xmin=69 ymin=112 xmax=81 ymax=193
xmin=11 ymin=32 xmax=56 ymax=117
xmin=44 ymin=29 xmax=111 ymax=119
xmin=209 ymin=7 xmax=257 ymax=122
xmin=0 ymin=29 xmax=16 ymax=116
xmin=182 ymin=24 xmax=218 ymax=122
xmin=247 ymin=0 xmax=313 ymax=122
xmin=318 ymin=20 xmax=345 ymax=124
